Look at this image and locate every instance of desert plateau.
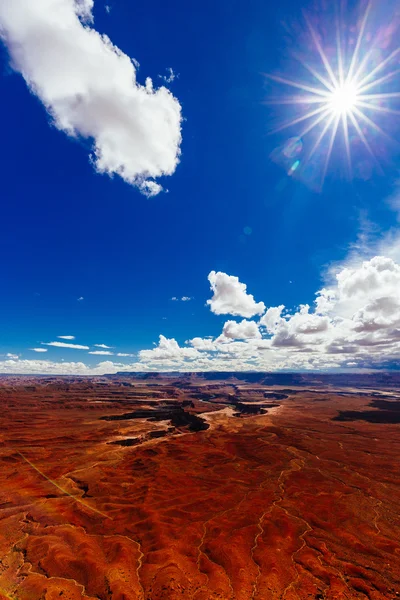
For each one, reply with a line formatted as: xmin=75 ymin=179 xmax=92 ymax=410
xmin=0 ymin=372 xmax=400 ymax=599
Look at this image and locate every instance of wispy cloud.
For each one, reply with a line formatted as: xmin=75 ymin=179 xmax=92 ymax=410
xmin=171 ymin=296 xmax=193 ymax=302
xmin=31 ymin=348 xmax=48 ymax=353
xmin=94 ymin=344 xmax=113 ymax=349
xmin=58 ymin=335 xmax=75 ymax=340
xmin=159 ymin=67 xmax=177 ymax=84
xmin=116 ymin=353 xmax=135 ymax=357
xmin=42 ymin=342 xmax=89 ymax=350
xmin=77 ymin=297 xmax=84 ymax=302
xmin=88 ymin=350 xmax=114 ymax=356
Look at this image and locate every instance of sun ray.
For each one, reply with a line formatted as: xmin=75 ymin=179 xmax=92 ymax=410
xmin=304 ymin=15 xmax=339 ymax=89
xmin=358 ymin=69 xmax=400 ymax=95
xmin=321 ymin=114 xmax=341 ymax=186
xmin=351 ymin=105 xmax=396 ymax=143
xmin=361 ymin=92 xmax=400 ymax=100
xmin=298 ymin=57 xmax=336 ymax=93
xmin=347 ymin=111 xmax=383 ymax=172
xmin=263 ymin=95 xmax=328 ymax=105
xmin=308 ymin=112 xmax=337 ymax=160
xmin=356 ymin=47 xmax=400 ymax=89
xmin=345 ymin=1 xmax=372 ymax=84
xmin=341 ymin=113 xmax=352 ymax=176
xmin=300 ymin=108 xmax=332 ymax=136
xmin=336 ymin=14 xmax=345 ymax=87
xmin=265 ymin=73 xmax=331 ymax=97
xmin=270 ymin=104 xmax=330 ymax=134
xmin=356 ymin=101 xmax=400 ymax=116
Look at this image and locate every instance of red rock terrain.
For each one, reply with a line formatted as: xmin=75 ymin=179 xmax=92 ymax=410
xmin=0 ymin=374 xmax=400 ymax=599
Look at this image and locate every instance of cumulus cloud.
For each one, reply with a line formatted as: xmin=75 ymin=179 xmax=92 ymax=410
xmin=6 ymin=353 xmax=19 ymax=359
xmin=58 ymin=335 xmax=75 ymax=340
xmin=0 ymin=0 xmax=182 ymax=195
xmin=0 ymin=359 xmax=121 ymax=375
xmin=259 ymin=305 xmax=285 ymax=333
xmin=42 ymin=341 xmax=89 ymax=350
xmin=220 ymin=319 xmax=261 ymax=340
xmin=207 ymin=271 xmax=265 ymax=318
xmin=139 ymin=335 xmax=201 ymax=364
xmin=317 ymin=256 xmax=400 ymax=318
xmin=260 ymin=304 xmax=330 ymax=348
xmin=4 ymin=256 xmax=400 ymax=375
xmin=138 ymin=257 xmax=400 ymax=372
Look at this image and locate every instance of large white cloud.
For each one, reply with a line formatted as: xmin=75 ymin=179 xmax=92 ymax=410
xmin=207 ymin=271 xmax=265 ymax=318
xmin=139 ymin=335 xmax=201 ymax=363
xmin=220 ymin=319 xmax=261 ymax=340
xmin=317 ymin=256 xmax=400 ymax=319
xmin=0 ymin=0 xmax=182 ymax=195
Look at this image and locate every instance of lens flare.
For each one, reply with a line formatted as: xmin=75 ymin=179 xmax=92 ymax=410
xmin=267 ymin=1 xmax=400 ymax=186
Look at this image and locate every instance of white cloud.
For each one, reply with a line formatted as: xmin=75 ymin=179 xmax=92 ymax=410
xmin=31 ymin=348 xmax=48 ymax=353
xmin=116 ymin=352 xmax=135 ymax=357
xmin=6 ymin=353 xmax=19 ymax=359
xmin=0 ymin=359 xmax=122 ymax=375
xmin=42 ymin=341 xmax=89 ymax=350
xmin=88 ymin=350 xmax=114 ymax=355
xmin=4 ymin=255 xmax=400 ymax=374
xmin=171 ymin=296 xmax=192 ymax=302
xmin=318 ymin=256 xmax=400 ymax=319
xmin=139 ymin=335 xmax=201 ymax=363
xmin=207 ymin=271 xmax=265 ymax=318
xmin=77 ymin=297 xmax=84 ymax=302
xmin=94 ymin=343 xmax=113 ymax=349
xmin=137 ymin=257 xmax=400 ymax=372
xmin=58 ymin=335 xmax=75 ymax=340
xmin=159 ymin=67 xmax=177 ymax=84
xmin=0 ymin=0 xmax=182 ymax=195
xmin=260 ymin=304 xmax=330 ymax=348
xmin=220 ymin=319 xmax=261 ymax=340
xmin=188 ymin=337 xmax=220 ymax=351
xmin=259 ymin=305 xmax=285 ymax=333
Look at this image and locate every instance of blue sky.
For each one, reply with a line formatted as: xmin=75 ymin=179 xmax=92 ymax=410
xmin=0 ymin=0 xmax=399 ymax=373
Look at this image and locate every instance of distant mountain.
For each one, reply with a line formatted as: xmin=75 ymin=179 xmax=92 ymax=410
xmin=109 ymin=371 xmax=400 ymax=389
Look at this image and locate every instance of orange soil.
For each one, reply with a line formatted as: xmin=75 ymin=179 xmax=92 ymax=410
xmin=0 ymin=376 xmax=399 ymax=599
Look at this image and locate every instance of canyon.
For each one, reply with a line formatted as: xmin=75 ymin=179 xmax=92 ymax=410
xmin=0 ymin=373 xmax=399 ymax=599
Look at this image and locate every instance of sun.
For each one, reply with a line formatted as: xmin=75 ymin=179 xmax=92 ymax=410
xmin=267 ymin=1 xmax=400 ymax=185
xmin=329 ymin=82 xmax=359 ymax=116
